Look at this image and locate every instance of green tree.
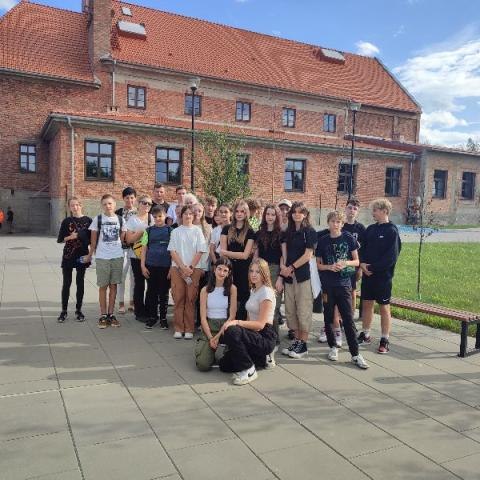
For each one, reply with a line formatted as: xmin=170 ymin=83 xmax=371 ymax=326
xmin=465 ymin=137 xmax=480 ymax=152
xmin=197 ymin=130 xmax=251 ymax=205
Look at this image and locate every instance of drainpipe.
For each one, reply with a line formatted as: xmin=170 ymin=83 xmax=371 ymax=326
xmin=66 ymin=116 xmax=75 ymax=197
xmin=112 ymin=59 xmax=117 ymax=109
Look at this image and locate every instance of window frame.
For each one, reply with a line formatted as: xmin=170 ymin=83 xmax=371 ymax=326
xmin=337 ymin=163 xmax=358 ymax=195
xmin=432 ymin=169 xmax=448 ymax=199
xmin=284 ymin=158 xmax=306 ymax=193
xmin=385 ymin=167 xmax=402 ymax=197
xmin=323 ymin=113 xmax=337 ymax=133
xmin=155 ymin=147 xmax=183 ymax=185
xmin=235 ymin=101 xmax=251 ymax=122
xmin=19 ymin=143 xmax=37 ymax=173
xmin=184 ymin=93 xmax=202 ymax=116
xmin=461 ymin=171 xmax=476 ymax=200
xmin=282 ymin=107 xmax=296 ymax=128
xmin=84 ymin=140 xmax=115 ymax=182
xmin=127 ymin=84 xmax=146 ymax=109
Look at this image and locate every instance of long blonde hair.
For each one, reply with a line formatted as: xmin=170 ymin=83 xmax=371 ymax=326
xmin=249 ymin=258 xmax=273 ymax=289
xmin=227 ymin=199 xmax=251 ymax=246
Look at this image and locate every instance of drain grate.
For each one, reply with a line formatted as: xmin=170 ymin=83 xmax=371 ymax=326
xmin=8 ymin=247 xmax=30 ymax=250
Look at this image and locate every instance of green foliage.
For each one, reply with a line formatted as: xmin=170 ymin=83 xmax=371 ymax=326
xmin=393 ymin=242 xmax=480 ymax=335
xmin=197 ymin=130 xmax=251 ymax=205
xmin=465 ymin=137 xmax=480 ymax=152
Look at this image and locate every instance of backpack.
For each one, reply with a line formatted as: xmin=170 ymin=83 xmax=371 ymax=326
xmin=132 ymin=215 xmax=154 ymax=259
xmin=95 ymin=214 xmax=124 ymax=248
xmin=142 ymin=225 xmax=171 ymax=263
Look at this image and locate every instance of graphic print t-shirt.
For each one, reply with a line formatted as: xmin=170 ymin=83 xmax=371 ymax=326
xmin=89 ymin=214 xmax=126 ymax=260
xmin=315 ymin=232 xmax=358 ymax=288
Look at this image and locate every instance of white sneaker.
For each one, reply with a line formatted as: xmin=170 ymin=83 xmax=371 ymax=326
xmin=328 ymin=346 xmax=338 ymax=361
xmin=232 ymin=365 xmax=258 ymax=385
xmin=281 ymin=339 xmax=298 ymax=356
xmin=184 ymin=332 xmax=193 ymax=340
xmin=318 ymin=327 xmax=327 ymax=343
xmin=173 ymin=331 xmax=183 ymax=339
xmin=335 ymin=330 xmax=343 ymax=348
xmin=352 ymin=354 xmax=369 ymax=369
xmin=265 ymin=352 xmax=276 ymax=370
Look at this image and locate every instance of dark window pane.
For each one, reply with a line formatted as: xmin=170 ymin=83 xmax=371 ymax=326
xmin=185 ymin=95 xmax=201 ymax=116
xmin=168 ymin=163 xmax=180 ymax=183
xmin=86 ymin=142 xmax=99 ymax=154
xmin=156 ymin=162 xmax=167 ymax=174
xmin=156 ymin=171 xmax=167 ymax=182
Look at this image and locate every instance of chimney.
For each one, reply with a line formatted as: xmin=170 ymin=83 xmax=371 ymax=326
xmin=86 ymin=0 xmax=113 ymax=67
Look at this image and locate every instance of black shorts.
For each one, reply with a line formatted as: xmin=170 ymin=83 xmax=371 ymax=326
xmin=350 ymin=273 xmax=357 ymax=291
xmin=361 ymin=275 xmax=392 ymax=305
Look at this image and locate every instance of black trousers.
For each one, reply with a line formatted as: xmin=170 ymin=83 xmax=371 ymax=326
xmin=219 ymin=324 xmax=277 ymax=372
xmin=145 ymin=265 xmax=170 ymax=319
xmin=61 ymin=266 xmax=87 ymax=312
xmin=130 ymin=258 xmax=146 ymax=317
xmin=323 ymin=286 xmax=359 ymax=357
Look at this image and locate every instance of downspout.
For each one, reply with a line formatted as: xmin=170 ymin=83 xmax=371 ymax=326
xmin=66 ymin=116 xmax=75 ymax=197
xmin=112 ymin=59 xmax=117 ymax=109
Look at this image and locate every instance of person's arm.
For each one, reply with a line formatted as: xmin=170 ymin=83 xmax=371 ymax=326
xmin=279 ymin=241 xmax=291 ymax=277
xmin=140 ymin=242 xmax=149 ymax=279
xmin=368 ymin=230 xmax=400 ymax=273
xmin=252 ymin=241 xmax=259 ymax=260
xmin=199 ymin=288 xmax=212 ymax=338
xmin=224 ymin=298 xmax=273 ymax=332
xmin=57 ymin=220 xmax=74 ymax=243
xmin=222 ymin=239 xmax=254 ymax=260
xmin=126 ymin=229 xmax=143 ymax=244
xmin=170 ymin=251 xmax=193 ymax=277
xmin=219 ymin=234 xmax=228 ymax=258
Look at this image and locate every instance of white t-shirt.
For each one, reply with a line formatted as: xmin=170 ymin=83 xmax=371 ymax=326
xmin=210 ymin=225 xmax=223 ymax=255
xmin=207 ymin=286 xmax=229 ymax=319
xmin=166 ymin=203 xmax=178 ymax=223
xmin=168 ymin=225 xmax=207 ymax=267
xmin=126 ymin=214 xmax=153 ymax=259
xmin=89 ymin=214 xmax=127 ymax=260
xmin=196 ymin=224 xmax=212 ymax=271
xmin=245 ymin=285 xmax=275 ymax=324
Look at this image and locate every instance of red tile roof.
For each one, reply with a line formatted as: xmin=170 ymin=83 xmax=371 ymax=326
xmin=111 ymin=1 xmax=420 ymax=113
xmin=0 ymin=1 xmax=94 ymax=83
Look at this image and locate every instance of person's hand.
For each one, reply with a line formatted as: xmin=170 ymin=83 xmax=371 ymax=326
xmin=223 ymin=319 xmax=238 ymax=331
xmin=69 ymin=232 xmax=78 ymax=240
xmin=84 ymin=254 xmax=92 ymax=263
xmin=280 ymin=265 xmax=293 ymax=277
xmin=360 ymin=263 xmax=373 ymax=276
xmin=141 ymin=265 xmax=150 ymax=279
xmin=182 ymin=265 xmax=193 ymax=277
xmin=209 ymin=336 xmax=219 ymax=350
xmin=275 ymin=276 xmax=284 ymax=294
xmin=332 ymin=261 xmax=345 ymax=272
xmin=167 ymin=269 xmax=171 ymax=280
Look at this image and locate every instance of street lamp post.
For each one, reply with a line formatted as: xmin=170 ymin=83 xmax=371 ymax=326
xmin=348 ymin=101 xmax=361 ymax=201
xmin=189 ymin=77 xmax=201 ymax=193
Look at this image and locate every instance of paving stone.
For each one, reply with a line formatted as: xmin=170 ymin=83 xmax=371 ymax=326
xmin=116 ymin=365 xmax=185 ymax=389
xmin=442 ymin=452 xmax=480 ymax=480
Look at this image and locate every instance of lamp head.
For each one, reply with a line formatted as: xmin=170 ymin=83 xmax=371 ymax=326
xmin=189 ymin=77 xmax=201 ymax=92
xmin=349 ymin=101 xmax=361 ymax=112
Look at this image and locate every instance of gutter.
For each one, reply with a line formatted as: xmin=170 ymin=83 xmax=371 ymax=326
xmin=0 ymin=67 xmax=101 ymax=88
xmin=112 ymin=60 xmax=117 ymax=108
xmin=66 ymin=116 xmax=75 ymax=197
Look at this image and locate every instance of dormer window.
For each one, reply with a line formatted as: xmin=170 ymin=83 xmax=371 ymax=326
xmin=127 ymin=85 xmax=146 ymax=109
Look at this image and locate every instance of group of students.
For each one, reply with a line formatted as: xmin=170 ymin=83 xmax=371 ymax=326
xmin=56 ymin=183 xmax=401 ymax=385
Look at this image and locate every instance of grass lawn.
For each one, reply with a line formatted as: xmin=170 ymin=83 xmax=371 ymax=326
xmin=439 ymin=224 xmax=480 ymax=230
xmin=391 ymin=242 xmax=480 ymax=334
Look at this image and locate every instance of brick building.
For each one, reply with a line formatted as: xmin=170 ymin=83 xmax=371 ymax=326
xmin=0 ymin=0 xmax=477 ymax=232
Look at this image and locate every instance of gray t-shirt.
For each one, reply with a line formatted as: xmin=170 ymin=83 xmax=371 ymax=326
xmin=245 ymin=285 xmax=275 ymax=324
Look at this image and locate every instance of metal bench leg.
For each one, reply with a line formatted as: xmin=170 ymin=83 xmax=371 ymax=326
xmin=459 ymin=322 xmax=468 ymax=357
xmin=475 ymin=323 xmax=480 ymax=350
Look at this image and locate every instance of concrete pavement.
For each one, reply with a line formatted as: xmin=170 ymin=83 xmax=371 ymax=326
xmin=1 ymin=236 xmax=480 ymax=479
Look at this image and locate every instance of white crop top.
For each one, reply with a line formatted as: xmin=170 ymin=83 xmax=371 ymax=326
xmin=207 ymin=287 xmax=229 ymax=319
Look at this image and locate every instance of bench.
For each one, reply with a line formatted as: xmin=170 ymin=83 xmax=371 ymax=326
xmin=390 ymin=297 xmax=480 ymax=358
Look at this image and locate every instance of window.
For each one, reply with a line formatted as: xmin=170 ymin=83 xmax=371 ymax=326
xmin=337 ymin=163 xmax=357 ymax=194
xmin=19 ymin=144 xmax=36 ymax=173
xmin=237 ymin=153 xmax=249 ymax=176
xmin=385 ymin=167 xmax=401 ymax=197
xmin=236 ymin=102 xmax=251 ymax=122
xmin=284 ymin=159 xmax=305 ymax=192
xmin=432 ymin=170 xmax=447 ymax=198
xmin=323 ymin=113 xmax=336 ymax=133
xmin=85 ymin=141 xmax=114 ymax=180
xmin=461 ymin=172 xmax=476 ymax=200
xmin=127 ymin=85 xmax=146 ymax=109
xmin=282 ymin=108 xmax=296 ymax=128
xmin=184 ymin=94 xmax=201 ymax=116
xmin=156 ymin=147 xmax=182 ymax=184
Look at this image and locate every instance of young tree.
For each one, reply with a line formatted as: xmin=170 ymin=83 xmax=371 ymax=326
xmin=197 ymin=130 xmax=251 ymax=205
xmin=465 ymin=138 xmax=480 ymax=152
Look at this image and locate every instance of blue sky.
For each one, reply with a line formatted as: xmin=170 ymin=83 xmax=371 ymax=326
xmin=1 ymin=0 xmax=480 ymax=147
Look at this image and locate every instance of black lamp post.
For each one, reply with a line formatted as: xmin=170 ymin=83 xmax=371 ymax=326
xmin=189 ymin=77 xmax=200 ymax=193
xmin=348 ymin=101 xmax=361 ymax=201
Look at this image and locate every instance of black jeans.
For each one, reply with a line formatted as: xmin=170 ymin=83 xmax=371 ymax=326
xmin=219 ymin=324 xmax=277 ymax=372
xmin=145 ymin=265 xmax=170 ymax=319
xmin=61 ymin=266 xmax=87 ymax=312
xmin=323 ymin=286 xmax=359 ymax=357
xmin=130 ymin=258 xmax=146 ymax=317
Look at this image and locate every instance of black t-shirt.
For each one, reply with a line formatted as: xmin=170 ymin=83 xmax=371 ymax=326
xmin=316 ymin=232 xmax=357 ymax=288
xmin=151 ymin=201 xmax=170 ymax=213
xmin=281 ymin=226 xmax=317 ymax=283
xmin=342 ymin=221 xmax=366 ymax=247
xmin=57 ymin=216 xmax=92 ymax=268
xmin=7 ymin=210 xmax=13 ymax=222
xmin=255 ymin=230 xmax=282 ymax=265
xmin=205 ymin=216 xmax=217 ymax=228
xmin=221 ymin=224 xmax=255 ymax=252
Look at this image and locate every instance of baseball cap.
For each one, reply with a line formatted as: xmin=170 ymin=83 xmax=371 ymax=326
xmin=277 ymin=199 xmax=292 ymax=208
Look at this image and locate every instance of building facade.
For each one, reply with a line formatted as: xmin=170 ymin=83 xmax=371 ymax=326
xmin=0 ymin=0 xmax=477 ymax=233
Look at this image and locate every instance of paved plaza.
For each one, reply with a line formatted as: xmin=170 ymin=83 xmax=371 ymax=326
xmin=1 ymin=236 xmax=480 ymax=480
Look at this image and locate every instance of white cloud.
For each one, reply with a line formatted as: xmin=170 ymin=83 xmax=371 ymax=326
xmin=394 ymin=37 xmax=480 ymax=146
xmin=355 ymin=41 xmax=380 ymax=57
xmin=393 ymin=25 xmax=405 ymax=38
xmin=272 ymin=30 xmax=281 ymax=37
xmin=0 ymin=0 xmax=16 ymax=11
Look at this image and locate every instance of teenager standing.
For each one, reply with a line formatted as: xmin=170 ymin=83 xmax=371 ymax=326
xmin=56 ymin=197 xmax=91 ymax=322
xmin=209 ymin=204 xmax=232 ymax=263
xmin=220 ymin=200 xmax=255 ymax=320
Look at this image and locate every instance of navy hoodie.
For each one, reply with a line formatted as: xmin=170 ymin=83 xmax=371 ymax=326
xmin=359 ymin=222 xmax=401 ymax=278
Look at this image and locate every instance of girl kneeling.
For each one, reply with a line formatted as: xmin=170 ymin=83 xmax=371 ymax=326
xmin=195 ymin=258 xmax=237 ymax=371
xmin=218 ymin=258 xmax=277 ymax=385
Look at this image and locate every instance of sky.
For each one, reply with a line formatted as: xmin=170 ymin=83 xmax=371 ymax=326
xmin=1 ymin=0 xmax=479 ymax=148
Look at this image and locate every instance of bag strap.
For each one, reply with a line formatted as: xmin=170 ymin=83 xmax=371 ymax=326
xmin=95 ymin=214 xmax=102 ymax=247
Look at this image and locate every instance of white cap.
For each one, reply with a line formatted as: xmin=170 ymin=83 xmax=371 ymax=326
xmin=277 ymin=199 xmax=292 ymax=208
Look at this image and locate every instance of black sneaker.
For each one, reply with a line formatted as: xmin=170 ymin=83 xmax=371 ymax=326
xmin=57 ymin=311 xmax=67 ymax=323
xmin=109 ymin=314 xmax=120 ymax=327
xmin=278 ymin=316 xmax=285 ymax=326
xmin=281 ymin=339 xmax=298 ymax=356
xmin=75 ymin=310 xmax=85 ymax=322
xmin=358 ymin=331 xmax=372 ymax=346
xmin=159 ymin=319 xmax=169 ymax=330
xmin=145 ymin=318 xmax=157 ymax=329
xmin=135 ymin=315 xmax=146 ymax=323
xmin=288 ymin=340 xmax=308 ymax=359
xmin=287 ymin=329 xmax=295 ymax=340
xmin=378 ymin=337 xmax=390 ymax=354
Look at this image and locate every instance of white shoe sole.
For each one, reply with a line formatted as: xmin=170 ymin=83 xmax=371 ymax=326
xmin=233 ymin=370 xmax=258 ymax=385
xmin=288 ymin=351 xmax=307 ymax=359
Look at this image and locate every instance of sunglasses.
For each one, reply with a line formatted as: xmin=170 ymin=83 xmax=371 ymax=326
xmin=140 ymin=201 xmax=152 ymax=206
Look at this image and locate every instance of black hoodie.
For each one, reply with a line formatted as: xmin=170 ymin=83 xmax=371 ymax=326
xmin=359 ymin=222 xmax=401 ymax=278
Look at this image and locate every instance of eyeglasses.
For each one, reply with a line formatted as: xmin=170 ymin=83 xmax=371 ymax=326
xmin=140 ymin=201 xmax=152 ymax=206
